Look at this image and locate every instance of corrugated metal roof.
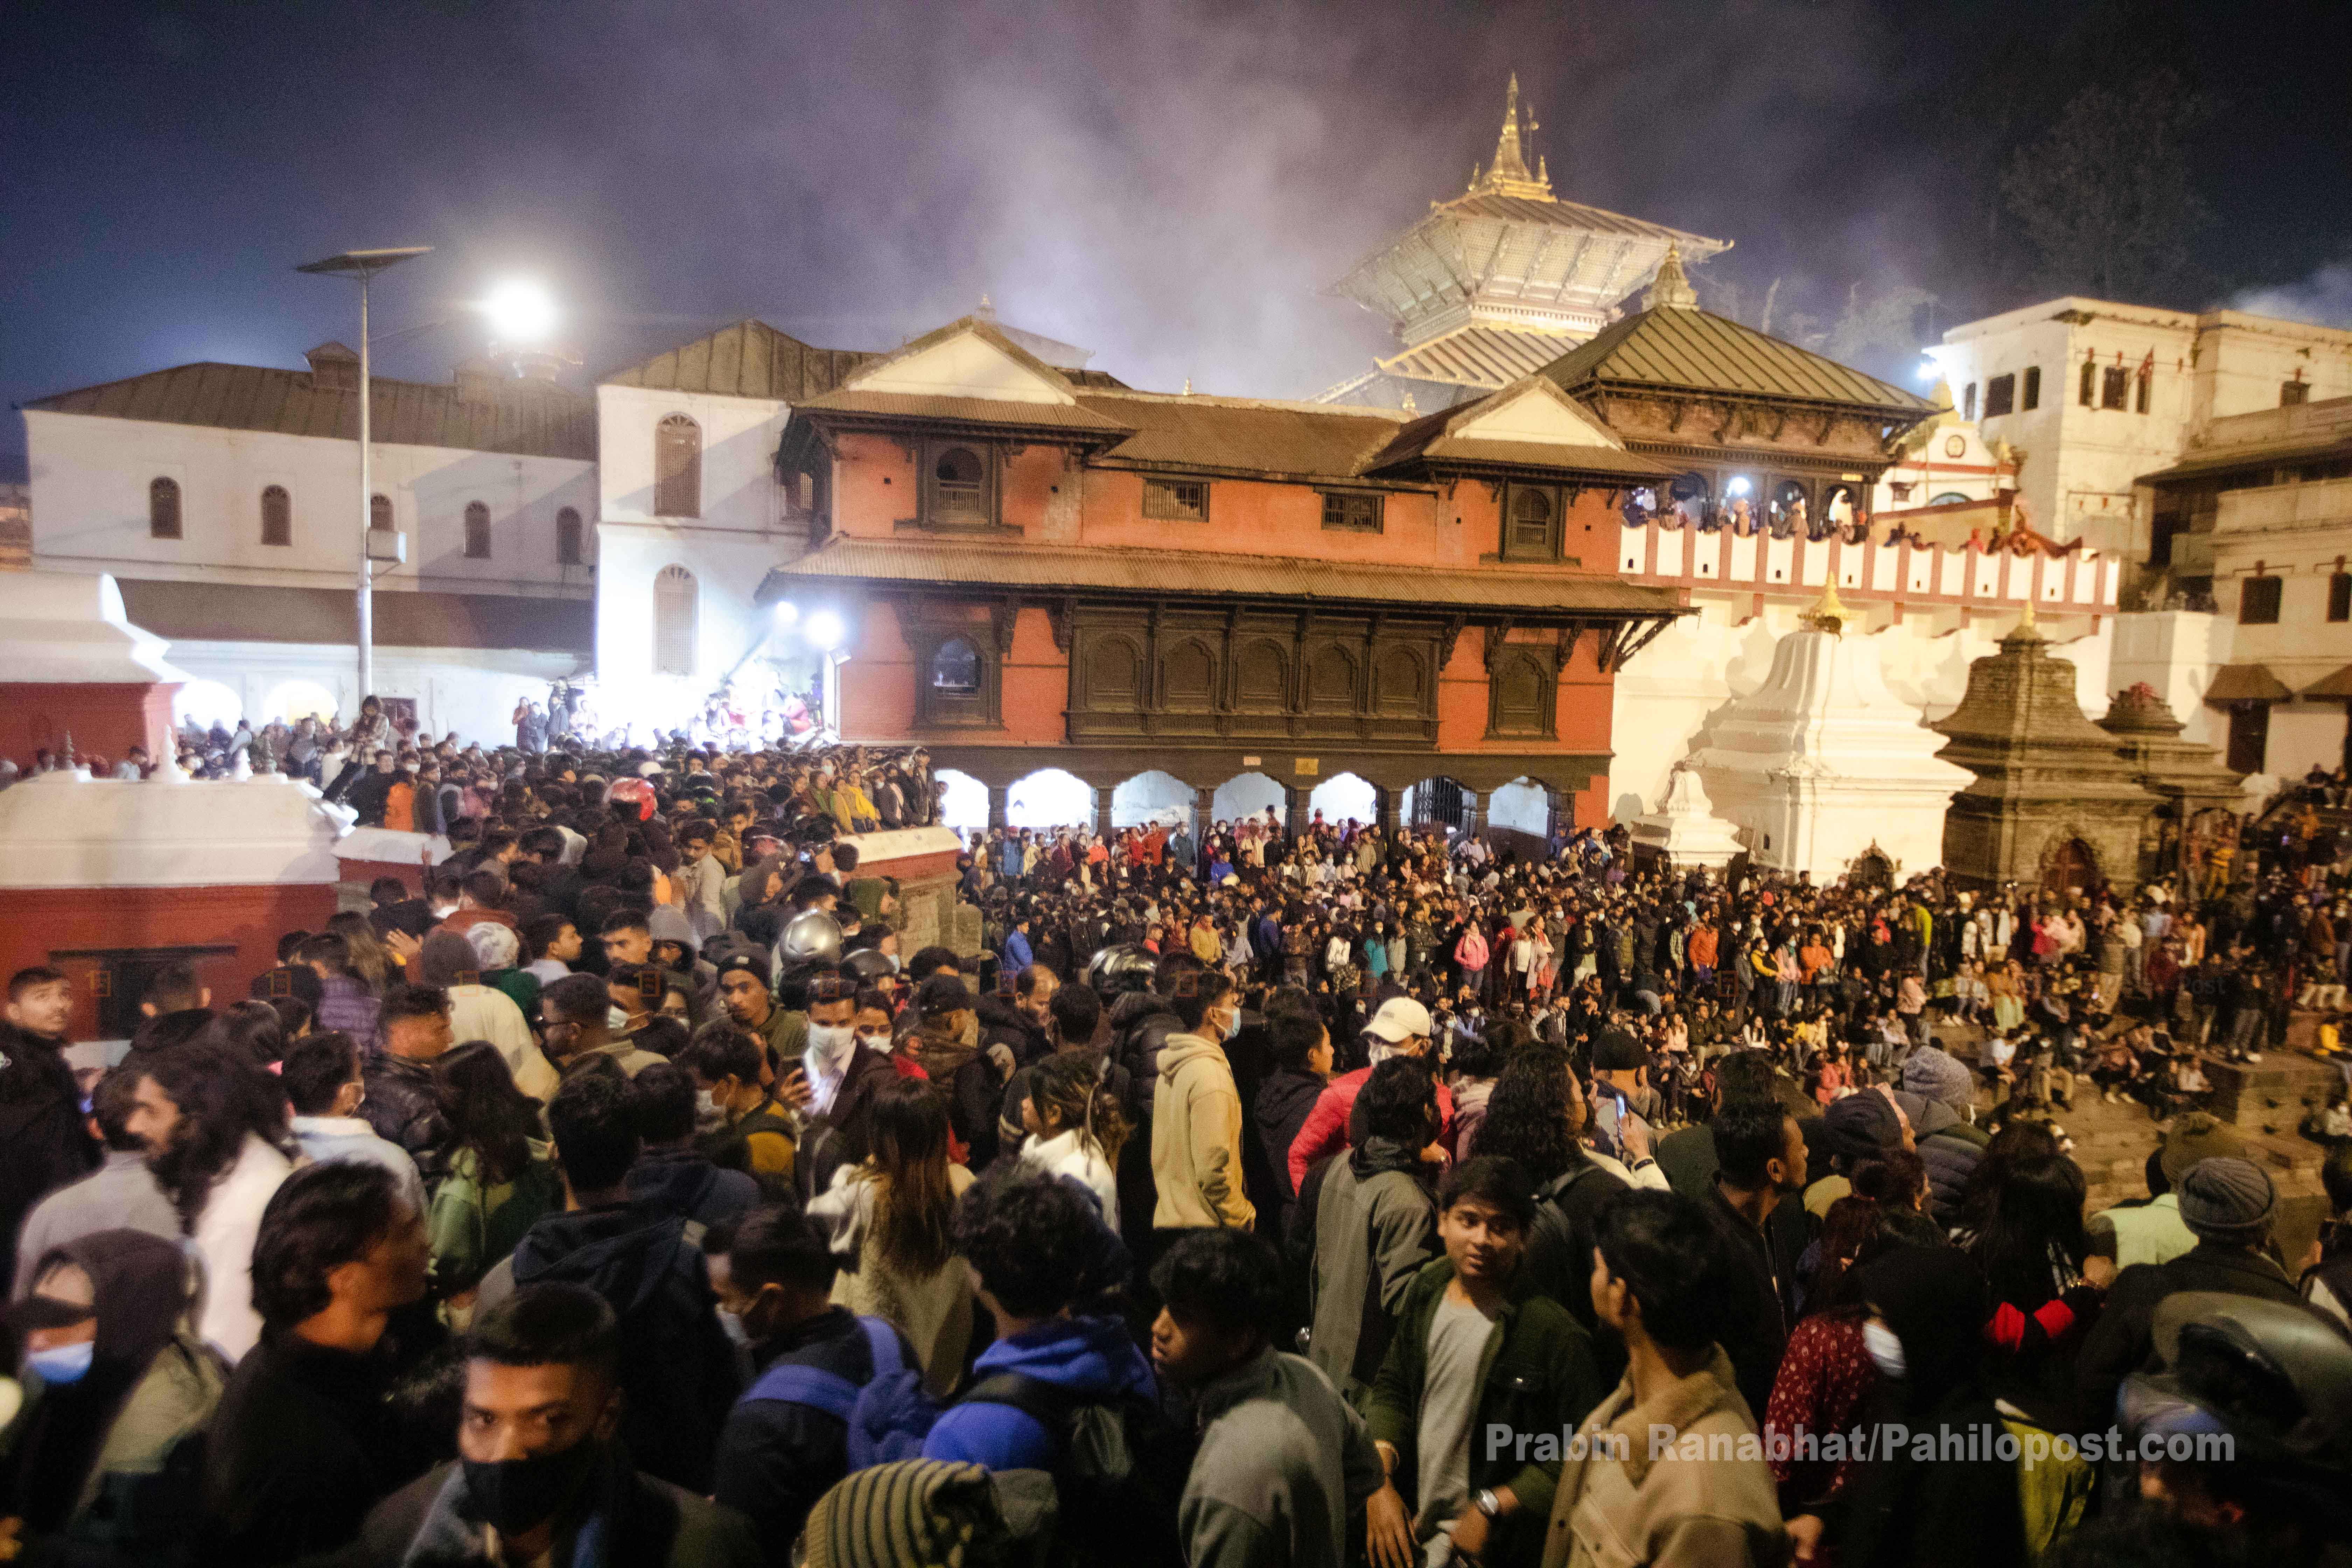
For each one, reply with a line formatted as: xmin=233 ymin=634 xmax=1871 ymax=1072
xmin=772 ymin=537 xmax=1683 ymax=617
xmin=798 ymin=389 xmax=1134 ymax=434
xmin=1394 ymin=436 xmax=1668 ymax=479
xmin=601 ymin=319 xmax=873 ymax=400
xmin=1379 ymin=326 xmax=1567 ymax=390
xmin=24 ymin=363 xmax=596 ymax=460
xmin=115 ymin=581 xmax=593 ymax=654
xmin=2138 ymin=433 xmax=2352 ymax=484
xmin=1435 ymin=194 xmax=1726 ymax=250
xmin=1075 ymin=394 xmax=1405 ymax=479
xmin=1541 ymin=306 xmax=1933 ymax=414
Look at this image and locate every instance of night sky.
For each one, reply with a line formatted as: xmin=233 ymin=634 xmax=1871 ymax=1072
xmin=6 ymin=0 xmax=2349 ymax=476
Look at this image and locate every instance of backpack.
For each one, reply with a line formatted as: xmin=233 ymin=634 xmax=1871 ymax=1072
xmin=742 ymin=1315 xmax=943 ymax=1469
xmin=958 ymin=1372 xmax=1188 ymax=1568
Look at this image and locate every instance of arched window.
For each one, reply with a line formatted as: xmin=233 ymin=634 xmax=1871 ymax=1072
xmin=931 ymin=636 xmax=982 ymax=694
xmin=653 ymin=566 xmax=698 ymax=676
xmin=370 ymin=493 xmax=393 ymax=532
xmin=1375 ymin=646 xmax=1426 ymax=715
xmin=654 ymin=414 xmax=701 ymax=518
xmin=149 ymin=477 xmax=182 ymax=540
xmin=932 ymin=446 xmax=986 ymax=520
xmin=463 ymin=501 xmax=491 ymax=559
xmin=556 ymin=507 xmax=583 ymax=565
xmin=1161 ymin=639 xmax=1216 ymax=710
xmin=260 ymin=485 xmax=292 ymax=546
xmin=1507 ymin=486 xmax=1555 ymax=557
xmin=1308 ymin=645 xmax=1356 ymax=711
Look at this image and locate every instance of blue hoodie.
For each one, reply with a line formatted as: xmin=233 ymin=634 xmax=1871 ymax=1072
xmin=921 ymin=1314 xmax=1157 ymax=1470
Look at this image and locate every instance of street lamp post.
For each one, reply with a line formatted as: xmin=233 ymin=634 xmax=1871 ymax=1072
xmin=297 ymin=246 xmax=431 ymax=707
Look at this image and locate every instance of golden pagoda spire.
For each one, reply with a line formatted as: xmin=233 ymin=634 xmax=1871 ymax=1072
xmin=1642 ymin=244 xmax=1699 ymax=310
xmin=1467 ymin=74 xmax=1554 ymax=201
xmin=1802 ymin=579 xmax=1851 ymax=636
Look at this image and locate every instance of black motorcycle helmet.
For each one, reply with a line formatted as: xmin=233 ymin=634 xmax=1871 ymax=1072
xmin=1086 ymin=942 xmax=1155 ymax=999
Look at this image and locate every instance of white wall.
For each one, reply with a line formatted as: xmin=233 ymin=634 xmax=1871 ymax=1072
xmin=1608 ymin=596 xmax=2115 ymax=823
xmin=2109 ymin=610 xmax=2234 ymax=753
xmin=595 ymin=384 xmax=791 ymax=535
xmin=160 ymin=638 xmax=581 ymax=746
xmin=23 ymin=410 xmax=597 ymax=595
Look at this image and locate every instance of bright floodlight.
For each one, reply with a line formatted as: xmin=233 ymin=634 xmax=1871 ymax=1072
xmin=1726 ymin=476 xmax=1752 ymax=497
xmin=483 ymin=279 xmax=559 ymax=344
xmin=805 ymin=610 xmax=846 ymax=651
xmin=772 ymin=601 xmax=800 ymax=626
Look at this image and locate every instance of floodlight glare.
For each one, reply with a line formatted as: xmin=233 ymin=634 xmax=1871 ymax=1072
xmin=805 ymin=610 xmax=846 ymax=651
xmin=483 ymin=279 xmax=559 ymax=344
xmin=772 ymin=601 xmax=800 ymax=626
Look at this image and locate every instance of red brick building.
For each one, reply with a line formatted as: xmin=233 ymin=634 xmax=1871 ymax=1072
xmin=766 ymin=315 xmax=1689 ymax=836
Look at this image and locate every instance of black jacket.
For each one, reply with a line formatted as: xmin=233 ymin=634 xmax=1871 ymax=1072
xmin=0 ymin=1024 xmax=98 ymax=1296
xmin=2075 ymin=1240 xmax=2302 ymax=1434
xmin=349 ymin=1448 xmax=760 ymax=1568
xmin=359 ymin=1054 xmax=453 ymax=1183
xmin=794 ymin=1044 xmax=901 ymax=1204
xmin=506 ymin=1204 xmax=741 ymax=1491
xmin=198 ymin=1330 xmax=421 ymax=1567
xmin=1254 ymin=1069 xmax=1326 ymax=1208
xmin=626 ymin=1146 xmax=760 ymax=1232
xmin=712 ymin=1308 xmax=877 ymax=1564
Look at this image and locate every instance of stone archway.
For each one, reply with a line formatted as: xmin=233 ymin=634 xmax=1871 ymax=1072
xmin=936 ymin=768 xmax=989 ymax=833
xmin=1111 ymin=769 xmax=1193 ymax=829
xmin=1006 ymin=767 xmax=1093 ymax=830
xmin=1308 ymin=771 xmax=1377 ymax=828
xmin=1402 ymin=776 xmax=1471 ymax=833
xmin=1213 ymin=771 xmax=1287 ymax=827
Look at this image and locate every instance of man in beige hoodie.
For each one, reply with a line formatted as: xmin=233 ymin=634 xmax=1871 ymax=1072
xmin=1152 ymin=969 xmax=1255 ymax=1236
xmin=1542 ymin=1189 xmax=1785 ymax=1568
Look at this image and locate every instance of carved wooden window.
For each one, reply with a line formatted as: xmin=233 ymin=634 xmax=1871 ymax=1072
xmin=463 ymin=500 xmax=492 ymax=559
xmin=1235 ymin=642 xmax=1289 ymax=710
xmin=2101 ymin=366 xmax=2130 ymax=411
xmin=2238 ymin=574 xmax=2281 ymax=626
xmin=1486 ymin=647 xmax=1555 ymax=739
xmin=1503 ymin=483 xmax=1558 ymax=560
xmin=149 ymin=477 xmax=182 ymax=539
xmin=655 ymin=414 xmax=701 ymax=518
xmin=931 ymin=637 xmax=982 ymax=695
xmin=2022 ymin=366 xmax=2040 ymax=410
xmin=1143 ymin=478 xmax=1209 ymax=522
xmin=556 ymin=507 xmax=584 ymax=565
xmin=653 ymin=565 xmax=698 ymax=675
xmin=1162 ymin=640 xmax=1216 ymax=710
xmin=1983 ymin=373 xmax=2014 ymax=418
xmin=2078 ymin=360 xmax=2096 ymax=407
xmin=926 ymin=444 xmax=993 ymax=526
xmin=260 ymin=485 xmax=292 ymax=546
xmin=1375 ymin=646 xmax=1426 ymax=715
xmin=1307 ymin=645 xmax=1356 ymax=712
xmin=1321 ymin=491 xmax=1382 ymax=533
xmin=1086 ymin=635 xmax=1141 ymax=708
xmin=370 ymin=493 xmax=393 ymax=532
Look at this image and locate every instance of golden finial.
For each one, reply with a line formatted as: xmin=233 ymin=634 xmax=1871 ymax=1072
xmin=1643 ymin=245 xmax=1699 ymax=311
xmin=1802 ymin=579 xmax=1851 ymax=636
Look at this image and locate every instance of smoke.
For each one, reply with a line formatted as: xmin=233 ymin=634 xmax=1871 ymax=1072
xmin=2230 ymin=259 xmax=2352 ymax=330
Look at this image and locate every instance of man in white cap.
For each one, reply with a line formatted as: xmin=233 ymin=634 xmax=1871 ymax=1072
xmin=1285 ymin=996 xmax=1454 ymax=1192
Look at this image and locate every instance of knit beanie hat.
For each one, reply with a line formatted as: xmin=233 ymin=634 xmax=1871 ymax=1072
xmin=800 ymin=1459 xmax=1010 ymax=1568
xmin=2159 ymin=1112 xmax=2247 ymax=1187
xmin=1823 ymin=1091 xmax=1905 ymax=1166
xmin=1901 ymin=1045 xmax=1974 ymax=1109
xmin=2176 ymin=1156 xmax=2275 ymax=1245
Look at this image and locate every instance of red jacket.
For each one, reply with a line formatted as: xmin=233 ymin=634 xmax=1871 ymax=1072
xmin=1286 ymin=1063 xmax=1455 ymax=1192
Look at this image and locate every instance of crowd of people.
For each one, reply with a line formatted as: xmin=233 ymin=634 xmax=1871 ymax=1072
xmin=1 ymin=726 xmax=2350 ymax=1567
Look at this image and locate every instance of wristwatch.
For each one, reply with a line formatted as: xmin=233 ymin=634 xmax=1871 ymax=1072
xmin=1474 ymin=1488 xmax=1503 ymax=1519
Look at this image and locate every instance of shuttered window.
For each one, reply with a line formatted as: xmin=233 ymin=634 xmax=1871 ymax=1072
xmin=556 ymin=507 xmax=583 ymax=565
xmin=654 ymin=565 xmax=698 ymax=676
xmin=655 ymin=415 xmax=701 ymax=518
xmin=260 ymin=485 xmax=292 ymax=546
xmin=149 ymin=477 xmax=182 ymax=539
xmin=464 ymin=501 xmax=491 ymax=559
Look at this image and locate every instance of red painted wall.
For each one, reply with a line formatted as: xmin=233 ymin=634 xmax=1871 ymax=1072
xmin=0 ymin=681 xmax=177 ymax=772
xmin=4 ymin=882 xmax=340 ymax=1040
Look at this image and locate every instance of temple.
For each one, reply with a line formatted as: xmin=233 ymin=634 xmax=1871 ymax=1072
xmin=1321 ymin=76 xmax=1730 ymax=411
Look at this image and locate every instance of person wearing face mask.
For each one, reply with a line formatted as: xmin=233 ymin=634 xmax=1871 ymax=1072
xmin=1832 ymin=1245 xmax=2025 ymax=1568
xmin=283 ymin=1032 xmax=427 ymax=1217
xmin=346 ymin=1282 xmax=760 ymax=1567
xmin=1151 ymin=968 xmax=1256 ymax=1241
xmin=624 ymin=1062 xmax=760 ymax=1232
xmin=680 ymin=1025 xmax=799 ymax=1187
xmin=709 ymin=1205 xmax=925 ymax=1561
xmin=3 ymin=1231 xmax=224 ymax=1563
xmin=908 ymin=974 xmax=1007 ymax=1171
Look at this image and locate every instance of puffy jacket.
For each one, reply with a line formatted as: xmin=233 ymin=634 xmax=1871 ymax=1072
xmin=1919 ymin=1122 xmax=1989 ymax=1222
xmin=358 ymin=1054 xmax=453 ymax=1183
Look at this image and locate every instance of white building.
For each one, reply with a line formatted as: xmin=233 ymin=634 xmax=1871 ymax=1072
xmin=1926 ymin=300 xmax=2352 ymax=555
xmin=20 ymin=345 xmax=598 ymax=740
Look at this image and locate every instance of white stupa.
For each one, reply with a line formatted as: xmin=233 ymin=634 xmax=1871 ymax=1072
xmin=1631 ymin=763 xmax=1748 ymax=870
xmin=1690 ymin=583 xmax=1968 ymax=883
